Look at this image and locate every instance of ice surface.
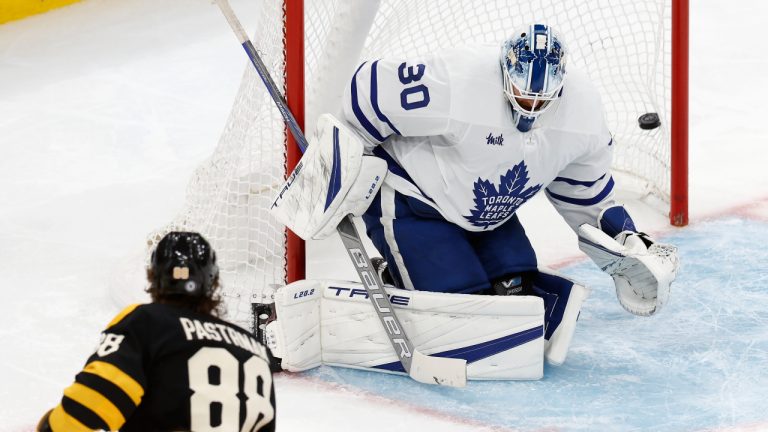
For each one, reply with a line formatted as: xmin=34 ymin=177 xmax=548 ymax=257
xmin=302 ymin=218 xmax=768 ymax=431
xmin=2 ymin=0 xmax=768 ymax=431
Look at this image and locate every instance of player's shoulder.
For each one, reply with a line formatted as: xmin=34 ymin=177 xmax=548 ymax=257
xmin=563 ymin=69 xmax=603 ymax=103
xmin=197 ymin=310 xmax=253 ymax=336
xmin=153 ymin=303 xmax=255 ymax=339
xmin=440 ymin=43 xmax=501 ymax=82
xmin=546 ymin=68 xmax=608 ymax=137
xmin=103 ymin=303 xmax=148 ymax=331
xmin=104 ymin=303 xmax=202 ymax=332
xmin=447 ymin=43 xmax=499 ymax=62
xmin=373 ymin=43 xmax=497 ymax=82
xmin=438 ymin=43 xmax=508 ymax=126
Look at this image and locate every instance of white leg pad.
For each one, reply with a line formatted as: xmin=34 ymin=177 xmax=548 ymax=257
xmin=534 ymin=268 xmax=591 ymax=366
xmin=265 ymin=280 xmax=323 ymax=371
xmin=268 ymin=279 xmax=547 ymax=380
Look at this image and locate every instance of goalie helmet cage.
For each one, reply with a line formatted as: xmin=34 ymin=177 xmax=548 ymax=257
xmin=146 ymin=0 xmax=688 ymax=329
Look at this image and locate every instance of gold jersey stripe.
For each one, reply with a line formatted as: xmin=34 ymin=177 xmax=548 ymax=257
xmin=107 ymin=303 xmax=141 ymax=328
xmin=84 ymin=360 xmax=144 ymax=405
xmin=49 ymin=404 xmax=91 ymax=432
xmin=63 ymin=382 xmax=125 ymax=431
xmin=0 ymin=0 xmax=82 ymax=25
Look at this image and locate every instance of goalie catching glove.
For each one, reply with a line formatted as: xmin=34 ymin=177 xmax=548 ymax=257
xmin=270 ymin=114 xmax=387 ymax=240
xmin=578 ymin=206 xmax=680 ymax=317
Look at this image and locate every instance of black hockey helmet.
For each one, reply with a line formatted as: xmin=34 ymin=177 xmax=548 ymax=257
xmin=150 ymin=231 xmax=219 ymax=297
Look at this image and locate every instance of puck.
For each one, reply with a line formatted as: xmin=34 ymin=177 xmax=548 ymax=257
xmin=638 ymin=112 xmax=661 ymax=130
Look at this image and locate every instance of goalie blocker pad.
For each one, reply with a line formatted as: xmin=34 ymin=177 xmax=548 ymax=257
xmin=265 ymin=269 xmax=589 ymax=380
xmin=270 ymin=114 xmax=388 ymax=240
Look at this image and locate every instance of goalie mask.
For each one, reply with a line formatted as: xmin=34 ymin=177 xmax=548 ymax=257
xmin=500 ymin=24 xmax=567 ymax=132
xmin=150 ymin=231 xmax=219 ymax=297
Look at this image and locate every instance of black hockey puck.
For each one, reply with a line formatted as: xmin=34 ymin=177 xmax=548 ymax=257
xmin=638 ymin=112 xmax=661 ymax=130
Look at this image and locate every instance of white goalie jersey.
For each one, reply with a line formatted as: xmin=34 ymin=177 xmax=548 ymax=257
xmin=342 ymin=44 xmax=616 ymax=232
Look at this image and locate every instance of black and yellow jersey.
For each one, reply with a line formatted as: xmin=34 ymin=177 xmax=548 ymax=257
xmin=41 ymin=303 xmax=276 ymax=432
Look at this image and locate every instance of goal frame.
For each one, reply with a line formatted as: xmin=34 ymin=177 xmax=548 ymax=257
xmin=282 ymin=0 xmax=689 ymax=284
xmin=285 ymin=0 xmax=305 ymax=283
xmin=670 ymin=0 xmax=689 ymax=227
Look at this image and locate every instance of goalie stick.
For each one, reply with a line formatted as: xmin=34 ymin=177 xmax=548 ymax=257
xmin=213 ymin=0 xmax=467 ymax=387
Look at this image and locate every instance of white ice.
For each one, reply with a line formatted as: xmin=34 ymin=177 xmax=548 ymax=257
xmin=1 ymin=0 xmax=767 ymax=431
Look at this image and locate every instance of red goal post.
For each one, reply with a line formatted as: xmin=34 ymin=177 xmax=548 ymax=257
xmin=670 ymin=0 xmax=689 ymax=227
xmin=285 ymin=0 xmax=305 ymax=283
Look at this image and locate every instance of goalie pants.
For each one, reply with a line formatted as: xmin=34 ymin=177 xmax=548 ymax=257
xmin=362 ymin=183 xmax=538 ymax=294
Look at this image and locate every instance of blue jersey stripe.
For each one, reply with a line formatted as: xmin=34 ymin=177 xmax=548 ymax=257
xmin=350 ymin=62 xmax=388 ymax=143
xmin=371 ymin=60 xmax=402 ymax=136
xmin=372 ymin=146 xmax=410 ymax=181
xmin=546 ymin=176 xmax=615 ymax=206
xmin=324 ymin=127 xmax=343 ymax=210
xmin=373 ymin=325 xmax=544 ymax=372
xmin=553 ymin=173 xmax=606 ymax=187
xmin=372 ymin=146 xmax=435 ymax=203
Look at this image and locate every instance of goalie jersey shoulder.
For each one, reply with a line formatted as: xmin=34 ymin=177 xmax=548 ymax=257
xmin=343 ymin=43 xmax=609 ymax=145
xmin=546 ymin=69 xmax=612 ymax=141
xmin=342 ymin=44 xmax=507 ymax=142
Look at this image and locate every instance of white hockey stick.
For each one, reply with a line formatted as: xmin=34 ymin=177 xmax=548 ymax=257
xmin=213 ymin=0 xmax=467 ymax=387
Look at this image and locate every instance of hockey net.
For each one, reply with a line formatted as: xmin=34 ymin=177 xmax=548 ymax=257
xmin=144 ymin=0 xmax=687 ymax=329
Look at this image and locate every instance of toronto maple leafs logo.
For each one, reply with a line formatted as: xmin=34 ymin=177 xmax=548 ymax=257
xmin=463 ymin=160 xmax=542 ymax=229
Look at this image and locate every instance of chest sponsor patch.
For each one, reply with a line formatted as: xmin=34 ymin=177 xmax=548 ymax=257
xmin=463 ymin=160 xmax=542 ymax=229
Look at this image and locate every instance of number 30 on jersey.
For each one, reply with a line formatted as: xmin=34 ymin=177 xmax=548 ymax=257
xmin=398 ymin=62 xmax=430 ymax=110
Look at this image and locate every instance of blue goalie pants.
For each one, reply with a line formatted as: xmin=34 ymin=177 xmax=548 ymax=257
xmin=362 ymin=183 xmax=538 ymax=294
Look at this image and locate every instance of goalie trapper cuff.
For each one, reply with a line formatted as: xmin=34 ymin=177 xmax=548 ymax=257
xmin=598 ymin=205 xmax=637 ymax=238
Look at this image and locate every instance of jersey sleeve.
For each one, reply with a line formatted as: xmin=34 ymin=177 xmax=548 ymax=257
xmin=44 ymin=304 xmax=147 ymax=432
xmin=341 ymin=56 xmax=451 ymax=145
xmin=545 ymin=136 xmax=617 ymax=233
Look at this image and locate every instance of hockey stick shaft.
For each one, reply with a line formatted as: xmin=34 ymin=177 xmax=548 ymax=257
xmin=213 ymin=0 xmax=465 ymax=387
xmin=214 ymin=0 xmax=308 ymax=153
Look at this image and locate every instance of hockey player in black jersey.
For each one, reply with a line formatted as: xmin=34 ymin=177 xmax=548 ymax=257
xmin=37 ymin=231 xmax=276 ymax=432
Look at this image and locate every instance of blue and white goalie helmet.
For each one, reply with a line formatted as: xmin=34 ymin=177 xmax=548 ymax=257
xmin=500 ymin=24 xmax=567 ymax=132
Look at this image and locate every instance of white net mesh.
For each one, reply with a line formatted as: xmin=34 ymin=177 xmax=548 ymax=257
xmin=145 ymin=0 xmax=289 ymax=329
xmin=147 ymin=0 xmax=676 ymax=329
